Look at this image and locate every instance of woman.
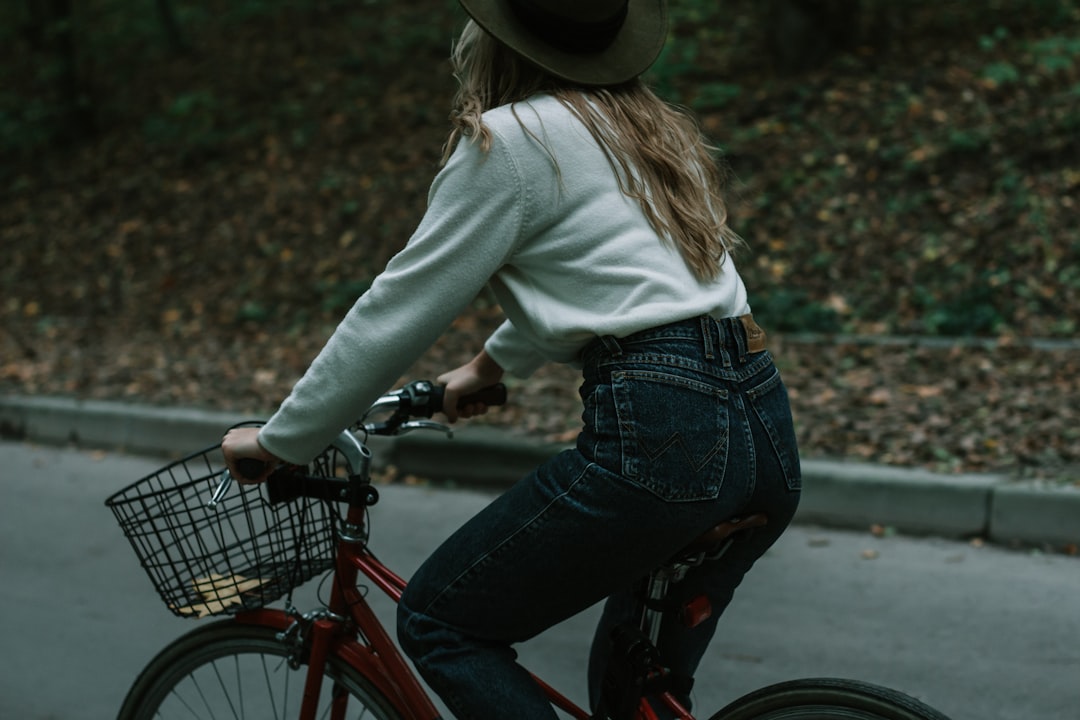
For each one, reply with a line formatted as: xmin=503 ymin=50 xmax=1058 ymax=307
xmin=223 ymin=1 xmax=801 ymax=718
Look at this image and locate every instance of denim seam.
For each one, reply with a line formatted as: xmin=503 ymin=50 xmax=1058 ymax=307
xmin=597 ymin=352 xmax=773 ymax=382
xmin=746 ymin=367 xmax=783 ymax=400
xmin=735 ymin=392 xmax=757 ymax=505
xmin=615 ymin=368 xmax=731 ymax=398
xmin=748 ymin=389 xmax=802 ymax=492
xmin=743 ymin=369 xmax=802 ymax=491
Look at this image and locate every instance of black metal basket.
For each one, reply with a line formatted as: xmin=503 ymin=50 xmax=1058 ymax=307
xmin=105 ymin=445 xmax=338 ymax=618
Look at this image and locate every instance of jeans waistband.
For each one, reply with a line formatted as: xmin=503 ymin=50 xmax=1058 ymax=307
xmin=581 ymin=314 xmax=767 ymax=367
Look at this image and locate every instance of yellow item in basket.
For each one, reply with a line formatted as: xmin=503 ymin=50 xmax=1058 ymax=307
xmin=170 ymin=573 xmax=270 ymax=618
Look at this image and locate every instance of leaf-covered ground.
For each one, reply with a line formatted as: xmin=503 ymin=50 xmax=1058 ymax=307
xmin=2 ymin=1 xmax=1078 ymax=483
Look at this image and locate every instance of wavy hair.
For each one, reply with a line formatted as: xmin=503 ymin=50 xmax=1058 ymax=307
xmin=445 ymin=21 xmax=743 ymax=281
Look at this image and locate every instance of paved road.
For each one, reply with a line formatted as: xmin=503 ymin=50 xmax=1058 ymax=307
xmin=2 ymin=440 xmax=1078 ymax=719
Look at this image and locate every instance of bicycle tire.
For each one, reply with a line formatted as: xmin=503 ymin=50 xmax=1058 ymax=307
xmin=117 ymin=619 xmax=405 ymax=720
xmin=707 ymin=677 xmax=952 ymax=720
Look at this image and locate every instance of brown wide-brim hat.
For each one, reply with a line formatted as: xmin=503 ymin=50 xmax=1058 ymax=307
xmin=458 ymin=0 xmax=668 ymax=86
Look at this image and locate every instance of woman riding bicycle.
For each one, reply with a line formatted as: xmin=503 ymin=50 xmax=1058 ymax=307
xmin=223 ymin=1 xmax=802 ymax=717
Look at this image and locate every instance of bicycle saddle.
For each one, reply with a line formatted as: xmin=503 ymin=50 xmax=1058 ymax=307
xmin=674 ymin=513 xmax=769 ymax=560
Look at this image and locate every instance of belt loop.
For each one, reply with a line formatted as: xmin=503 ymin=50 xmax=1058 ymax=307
xmin=599 ymin=334 xmax=623 ymax=357
xmin=718 ymin=317 xmax=734 ymax=368
xmin=733 ymin=317 xmax=749 ymax=362
xmin=699 ymin=316 xmax=715 ymax=360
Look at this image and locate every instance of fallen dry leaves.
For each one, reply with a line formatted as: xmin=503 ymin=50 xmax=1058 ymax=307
xmin=2 ymin=314 xmax=1078 ymax=484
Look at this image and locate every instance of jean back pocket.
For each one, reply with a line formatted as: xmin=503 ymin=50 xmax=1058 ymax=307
xmin=611 ymin=369 xmax=729 ymax=502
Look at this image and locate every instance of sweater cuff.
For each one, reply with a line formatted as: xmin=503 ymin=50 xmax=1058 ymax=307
xmin=257 ymin=424 xmax=314 ymax=467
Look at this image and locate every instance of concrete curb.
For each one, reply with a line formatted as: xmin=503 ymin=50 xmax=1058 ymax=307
xmin=2 ymin=394 xmax=1077 ymax=549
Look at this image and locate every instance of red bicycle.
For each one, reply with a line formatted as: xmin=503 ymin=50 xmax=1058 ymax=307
xmin=107 ymin=380 xmax=951 ymax=720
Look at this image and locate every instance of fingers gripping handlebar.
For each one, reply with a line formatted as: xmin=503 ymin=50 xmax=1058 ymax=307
xmin=399 ymin=380 xmax=508 ymax=419
xmin=235 ymin=458 xmax=271 ymax=481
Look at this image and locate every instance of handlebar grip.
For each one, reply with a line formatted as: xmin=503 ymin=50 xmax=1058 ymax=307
xmin=462 ymin=383 xmax=508 ymax=409
xmin=235 ymin=458 xmax=270 ymax=481
xmin=432 ymin=383 xmax=508 ymax=413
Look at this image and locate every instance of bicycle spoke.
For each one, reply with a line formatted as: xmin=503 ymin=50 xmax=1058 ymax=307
xmin=209 ymin=659 xmax=242 ymax=720
xmin=232 ymin=655 xmax=244 ymax=720
xmin=259 ymin=652 xmax=280 ymax=720
xmin=190 ymin=673 xmax=217 ymax=720
xmin=279 ymin=655 xmax=289 ymax=720
xmin=165 ymin=686 xmax=202 ymax=719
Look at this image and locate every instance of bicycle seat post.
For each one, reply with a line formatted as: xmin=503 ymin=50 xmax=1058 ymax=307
xmin=639 ymin=566 xmax=674 ymax=648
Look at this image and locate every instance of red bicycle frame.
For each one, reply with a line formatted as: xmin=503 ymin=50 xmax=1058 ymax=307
xmin=236 ymin=502 xmax=691 ymax=720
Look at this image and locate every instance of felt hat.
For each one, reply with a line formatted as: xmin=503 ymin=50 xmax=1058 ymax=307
xmin=457 ymin=0 xmax=668 ymax=86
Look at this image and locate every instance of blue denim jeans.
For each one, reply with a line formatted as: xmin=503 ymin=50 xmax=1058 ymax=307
xmin=397 ymin=316 xmax=801 ymax=719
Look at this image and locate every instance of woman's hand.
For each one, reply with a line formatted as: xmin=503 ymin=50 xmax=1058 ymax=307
xmin=437 ymin=349 xmax=505 ymax=423
xmin=221 ymin=426 xmax=279 ymax=484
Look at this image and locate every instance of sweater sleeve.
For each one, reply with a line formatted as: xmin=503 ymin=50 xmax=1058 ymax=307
xmin=258 ymin=133 xmax=526 ymax=464
xmin=484 ymin=319 xmax=548 ymax=378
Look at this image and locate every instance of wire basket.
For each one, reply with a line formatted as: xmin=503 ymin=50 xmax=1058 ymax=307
xmin=105 ymin=444 xmax=339 ymax=618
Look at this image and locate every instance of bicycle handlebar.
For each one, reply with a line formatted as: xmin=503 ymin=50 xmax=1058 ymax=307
xmin=225 ymin=381 xmax=507 ymax=485
xmin=235 ymin=458 xmax=272 ymax=481
xmin=385 ymin=380 xmax=508 ymax=420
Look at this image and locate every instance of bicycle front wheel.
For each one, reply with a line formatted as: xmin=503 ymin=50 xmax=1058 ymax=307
xmin=708 ymin=677 xmax=952 ymax=720
xmin=118 ymin=620 xmax=405 ymax=720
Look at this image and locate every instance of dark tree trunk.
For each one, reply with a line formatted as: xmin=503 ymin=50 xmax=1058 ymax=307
xmin=156 ymin=0 xmax=191 ymax=54
xmin=766 ymin=0 xmax=863 ymax=73
xmin=50 ymin=0 xmax=96 ymax=140
xmin=23 ymin=0 xmax=48 ymax=50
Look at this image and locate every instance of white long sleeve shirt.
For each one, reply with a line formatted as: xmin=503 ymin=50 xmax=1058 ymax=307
xmin=258 ymin=94 xmax=749 ymax=464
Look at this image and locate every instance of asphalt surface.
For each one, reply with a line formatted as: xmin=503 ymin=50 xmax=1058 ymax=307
xmin=2 ymin=440 xmax=1079 ymax=720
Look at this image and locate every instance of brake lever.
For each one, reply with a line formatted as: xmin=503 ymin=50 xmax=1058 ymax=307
xmin=397 ymin=420 xmax=454 ymax=438
xmin=362 ymin=414 xmax=454 ymax=438
xmin=207 ymin=469 xmax=233 ymax=508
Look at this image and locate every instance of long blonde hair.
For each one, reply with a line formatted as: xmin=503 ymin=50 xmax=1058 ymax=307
xmin=445 ymin=21 xmax=742 ymax=281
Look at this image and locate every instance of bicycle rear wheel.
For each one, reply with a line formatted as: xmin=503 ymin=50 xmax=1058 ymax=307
xmin=707 ymin=677 xmax=951 ymax=720
xmin=118 ymin=620 xmax=404 ymax=720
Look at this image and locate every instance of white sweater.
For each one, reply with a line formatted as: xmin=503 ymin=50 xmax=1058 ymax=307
xmin=258 ymin=94 xmax=749 ymax=464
